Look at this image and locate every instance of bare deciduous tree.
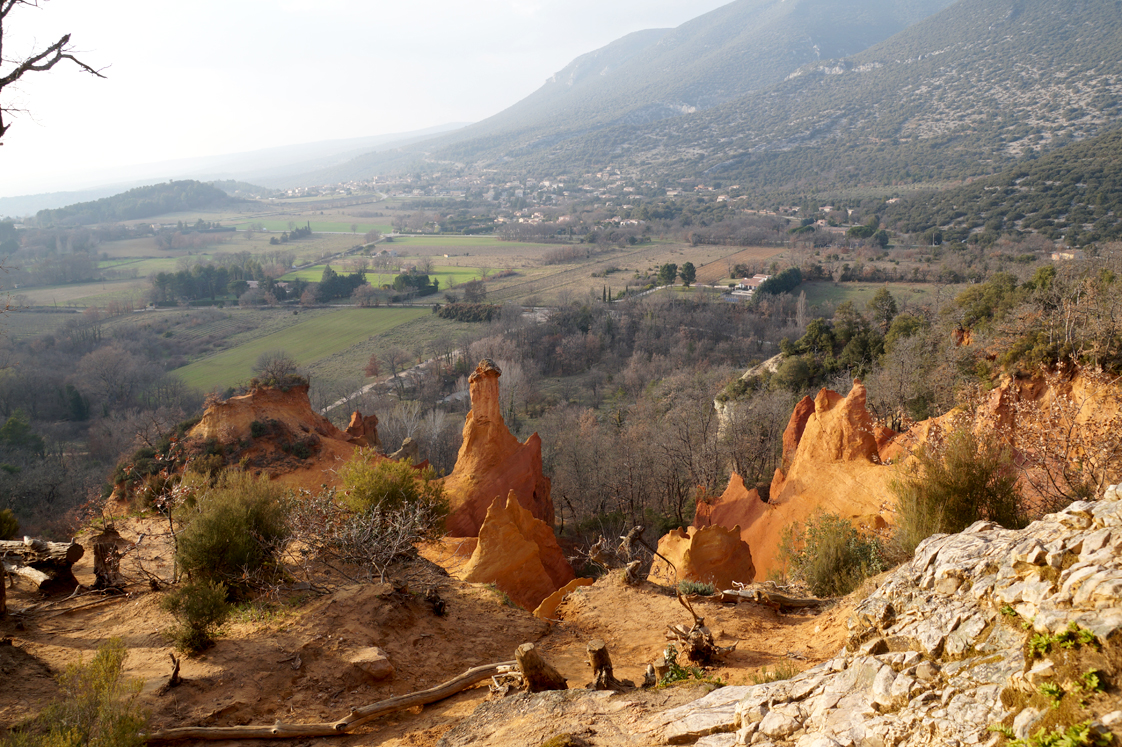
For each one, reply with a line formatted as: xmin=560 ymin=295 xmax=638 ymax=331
xmin=0 ymin=0 xmax=106 ymax=143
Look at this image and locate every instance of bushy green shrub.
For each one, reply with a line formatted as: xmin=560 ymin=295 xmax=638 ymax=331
xmin=0 ymin=508 xmax=19 ymax=540
xmin=1 ymin=638 xmax=146 ymax=747
xmin=678 ymin=580 xmax=716 ymax=596
xmin=175 ymin=471 xmax=289 ymax=592
xmin=162 ymin=580 xmax=231 ymax=653
xmin=891 ymin=429 xmax=1025 ymax=556
xmin=778 ymin=513 xmax=885 ymax=597
xmin=337 ymin=450 xmax=447 ymax=520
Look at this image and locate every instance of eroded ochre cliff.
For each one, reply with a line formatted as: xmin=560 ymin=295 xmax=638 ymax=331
xmin=441 ymin=360 xmax=553 ymax=537
xmin=647 ymin=524 xmax=756 ymax=591
xmin=460 ymin=491 xmax=575 ymax=610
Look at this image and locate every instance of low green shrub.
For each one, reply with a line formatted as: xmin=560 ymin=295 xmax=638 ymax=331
xmin=778 ymin=513 xmax=885 ymax=597
xmin=175 ymin=471 xmax=289 ymax=592
xmin=162 ymin=580 xmax=231 ymax=653
xmin=750 ymin=661 xmax=802 ymax=684
xmin=678 ymin=580 xmax=716 ymax=597
xmin=0 ymin=507 xmax=18 ymax=539
xmin=891 ymin=428 xmax=1025 ymax=557
xmin=337 ymin=450 xmax=447 ymax=521
xmin=1 ymin=638 xmax=146 ymax=747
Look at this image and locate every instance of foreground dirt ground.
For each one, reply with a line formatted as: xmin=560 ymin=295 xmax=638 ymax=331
xmin=0 ymin=521 xmax=854 ymax=746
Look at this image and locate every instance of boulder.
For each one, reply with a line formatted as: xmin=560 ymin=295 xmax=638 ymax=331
xmin=462 ymin=491 xmax=575 ymax=611
xmin=648 ymin=525 xmax=756 ymax=592
xmin=442 ymin=360 xmax=553 ymax=537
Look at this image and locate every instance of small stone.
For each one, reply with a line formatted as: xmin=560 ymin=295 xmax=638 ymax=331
xmin=1101 ymin=711 xmax=1122 ymax=728
xmin=345 ymin=646 xmax=394 ymax=683
xmin=1014 ymin=708 xmax=1045 ymax=739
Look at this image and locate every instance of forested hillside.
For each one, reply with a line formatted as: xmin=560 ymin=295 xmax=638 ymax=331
xmin=883 ymin=127 xmax=1122 ymax=246
xmin=545 ymin=0 xmax=1122 ymax=189
xmin=35 ymin=180 xmax=240 ymax=227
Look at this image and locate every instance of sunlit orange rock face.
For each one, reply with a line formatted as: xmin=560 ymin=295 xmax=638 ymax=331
xmin=442 ymin=360 xmax=553 ymax=537
xmin=648 ymin=525 xmax=755 ymax=592
xmin=186 ymin=384 xmax=383 ymax=492
xmin=697 ymin=381 xmax=893 ymax=581
xmin=461 ymin=491 xmax=575 ymax=610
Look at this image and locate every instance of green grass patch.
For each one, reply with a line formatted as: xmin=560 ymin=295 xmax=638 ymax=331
xmin=173 ymin=307 xmax=427 ymax=390
xmin=798 ymin=282 xmax=951 ymax=311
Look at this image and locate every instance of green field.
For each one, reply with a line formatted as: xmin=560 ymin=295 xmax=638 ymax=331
xmin=280 ymin=264 xmax=489 ymax=287
xmin=230 ymin=220 xmax=391 ymax=234
xmin=798 ymin=282 xmax=958 ymax=311
xmin=173 ymin=307 xmax=428 ymax=391
xmin=390 ymin=236 xmax=558 ymax=251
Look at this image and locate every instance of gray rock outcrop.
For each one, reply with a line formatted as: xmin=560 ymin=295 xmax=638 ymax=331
xmin=661 ymin=485 xmax=1122 ymax=746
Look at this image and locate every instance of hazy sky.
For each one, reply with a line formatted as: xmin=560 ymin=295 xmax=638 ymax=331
xmin=0 ymin=0 xmax=731 ymax=197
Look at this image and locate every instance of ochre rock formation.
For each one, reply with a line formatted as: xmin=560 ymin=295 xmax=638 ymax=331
xmin=344 ymin=411 xmax=382 ymax=450
xmin=442 ymin=360 xmax=553 ymax=537
xmin=461 ymin=491 xmax=575 ymax=611
xmin=180 ymin=385 xmax=387 ymax=492
xmin=532 ymin=577 xmax=595 ymax=620
xmin=647 ymin=525 xmax=756 ymax=591
xmin=702 ymin=381 xmax=893 ymax=581
xmin=693 ymin=473 xmax=769 ymax=533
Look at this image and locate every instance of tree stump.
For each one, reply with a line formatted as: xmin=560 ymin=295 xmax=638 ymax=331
xmin=92 ymin=527 xmax=130 ymax=590
xmin=515 ymin=643 xmax=567 ymax=693
xmin=587 ymin=639 xmax=631 ymax=691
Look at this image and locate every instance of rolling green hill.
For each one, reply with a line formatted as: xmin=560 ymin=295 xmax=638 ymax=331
xmin=35 ymin=180 xmax=243 ymax=227
xmin=882 ymin=127 xmax=1122 ymax=247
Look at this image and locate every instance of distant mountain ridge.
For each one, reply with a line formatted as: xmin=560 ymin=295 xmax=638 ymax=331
xmin=311 ymin=0 xmax=1122 ymax=200
xmin=298 ymin=0 xmax=958 ymax=183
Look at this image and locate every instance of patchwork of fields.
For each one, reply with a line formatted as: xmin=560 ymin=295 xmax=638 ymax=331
xmin=172 ymin=307 xmax=429 ymax=391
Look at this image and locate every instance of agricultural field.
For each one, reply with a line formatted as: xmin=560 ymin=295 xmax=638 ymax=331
xmin=694 ymin=246 xmax=785 ymax=285
xmin=1 ymin=309 xmax=83 ymax=340
xmin=229 ymin=220 xmax=392 ymax=234
xmin=172 ymin=307 xmax=430 ymax=391
xmin=797 ymin=281 xmax=961 ymax=313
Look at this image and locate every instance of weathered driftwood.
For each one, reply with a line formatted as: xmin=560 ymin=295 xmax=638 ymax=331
xmin=2 ymin=561 xmax=50 ymax=588
xmin=144 ymin=660 xmax=516 ymax=742
xmin=0 ymin=538 xmax=84 ymax=566
xmin=587 ymin=639 xmax=632 ymax=691
xmin=717 ymin=588 xmax=827 ymax=610
xmin=0 ymin=538 xmax=84 ymax=594
xmin=515 ymin=642 xmax=567 ymax=693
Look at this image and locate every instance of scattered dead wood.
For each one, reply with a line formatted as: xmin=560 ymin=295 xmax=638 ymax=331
xmin=718 ymin=583 xmax=828 ymax=611
xmin=586 ymin=639 xmax=632 ymax=691
xmin=0 ymin=537 xmax=84 ymax=595
xmin=157 ymin=654 xmax=182 ymax=696
xmin=515 ymin=642 xmax=567 ymax=693
xmin=144 ymin=660 xmax=516 ymax=742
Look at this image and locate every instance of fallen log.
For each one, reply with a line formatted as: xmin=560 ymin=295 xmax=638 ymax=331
xmin=0 ymin=538 xmax=83 ymax=595
xmin=144 ymin=660 xmax=515 ymax=742
xmin=0 ymin=538 xmax=84 ymax=566
xmin=515 ymin=642 xmax=567 ymax=693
